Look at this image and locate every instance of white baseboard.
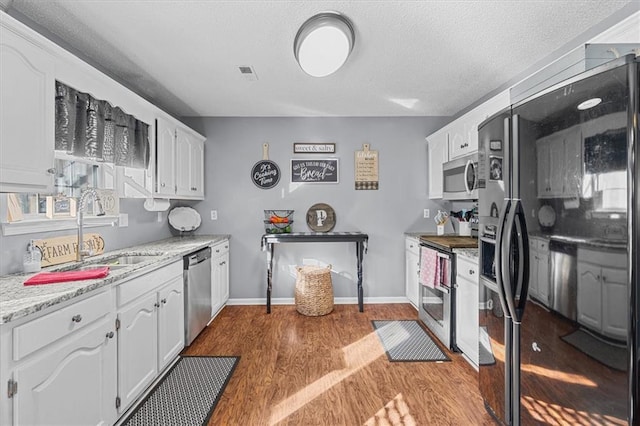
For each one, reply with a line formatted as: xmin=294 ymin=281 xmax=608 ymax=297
xmin=227 ymin=296 xmax=410 ymax=306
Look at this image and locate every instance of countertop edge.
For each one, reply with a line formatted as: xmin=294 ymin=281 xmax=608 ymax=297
xmin=0 ymin=235 xmax=230 ymax=325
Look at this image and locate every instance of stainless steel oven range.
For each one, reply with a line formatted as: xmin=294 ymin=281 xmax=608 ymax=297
xmin=418 ymin=242 xmax=456 ymax=350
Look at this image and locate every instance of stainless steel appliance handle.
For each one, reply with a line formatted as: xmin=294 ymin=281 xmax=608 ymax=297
xmin=432 ymin=285 xmax=451 ymax=294
xmin=495 ymin=198 xmax=513 ymax=319
xmin=464 ymin=160 xmax=472 ymax=194
xmin=502 ymin=200 xmax=529 ymax=324
xmin=501 ymin=201 xmax=518 ymax=322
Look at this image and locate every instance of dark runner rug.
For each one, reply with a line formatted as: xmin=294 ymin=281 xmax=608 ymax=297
xmin=372 ymin=320 xmax=450 ymax=362
xmin=561 ymin=329 xmax=626 ymax=372
xmin=121 ymin=355 xmax=239 ymax=426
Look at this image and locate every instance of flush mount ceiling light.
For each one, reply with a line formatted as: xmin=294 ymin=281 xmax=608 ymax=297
xmin=577 ymin=97 xmax=602 ymax=110
xmin=294 ymin=11 xmax=355 ymax=78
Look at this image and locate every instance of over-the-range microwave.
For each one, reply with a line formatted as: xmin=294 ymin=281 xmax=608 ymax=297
xmin=442 ymin=153 xmax=479 ymax=200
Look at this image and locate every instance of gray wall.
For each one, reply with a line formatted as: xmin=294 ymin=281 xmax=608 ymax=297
xmin=0 ymin=199 xmax=174 ymax=275
xmin=183 ymin=116 xmax=451 ymax=301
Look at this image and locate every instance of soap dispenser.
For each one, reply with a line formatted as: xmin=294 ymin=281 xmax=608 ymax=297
xmin=23 ymin=240 xmax=42 ymax=273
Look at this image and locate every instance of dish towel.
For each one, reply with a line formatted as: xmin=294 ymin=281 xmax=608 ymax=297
xmin=419 ymin=247 xmax=439 ymax=289
xmin=24 ymin=267 xmax=110 ymax=286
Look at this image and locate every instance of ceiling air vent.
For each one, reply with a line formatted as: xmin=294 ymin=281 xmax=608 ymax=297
xmin=238 ymin=66 xmax=258 ymax=81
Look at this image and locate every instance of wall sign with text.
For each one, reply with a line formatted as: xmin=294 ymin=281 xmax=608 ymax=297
xmin=293 ymin=143 xmax=336 ymax=154
xmin=291 ymin=159 xmax=339 ymax=184
xmin=251 ymin=143 xmax=281 ymax=189
xmin=354 ymin=144 xmax=379 ymax=190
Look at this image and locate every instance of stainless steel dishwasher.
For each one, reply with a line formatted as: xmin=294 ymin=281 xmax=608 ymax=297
xmin=549 ymin=239 xmax=577 ymax=321
xmin=184 ymin=247 xmax=212 ymax=346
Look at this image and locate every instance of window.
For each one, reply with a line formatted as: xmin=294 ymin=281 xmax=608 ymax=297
xmin=594 ymin=170 xmax=626 ymax=212
xmin=3 ymin=153 xmax=118 ymax=236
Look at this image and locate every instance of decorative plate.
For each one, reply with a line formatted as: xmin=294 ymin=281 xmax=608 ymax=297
xmin=306 ymin=203 xmax=336 ymax=232
xmin=538 ymin=205 xmax=556 ymax=228
xmin=168 ymin=207 xmax=202 ymax=231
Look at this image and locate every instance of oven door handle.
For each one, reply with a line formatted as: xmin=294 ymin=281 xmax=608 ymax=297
xmin=432 ymin=285 xmax=451 ymax=294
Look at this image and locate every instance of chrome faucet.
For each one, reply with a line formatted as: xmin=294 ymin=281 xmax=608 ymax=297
xmin=76 ymin=188 xmax=105 ymax=261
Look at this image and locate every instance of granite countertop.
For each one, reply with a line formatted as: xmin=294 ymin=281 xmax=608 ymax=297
xmin=453 ymin=248 xmax=479 ymax=261
xmin=529 ymin=233 xmax=626 ymax=250
xmin=404 ymin=232 xmax=426 ymax=239
xmin=0 ymin=235 xmax=229 ymax=325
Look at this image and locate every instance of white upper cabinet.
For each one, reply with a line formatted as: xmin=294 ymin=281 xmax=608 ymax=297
xmin=536 ymin=125 xmax=582 ymax=198
xmin=426 ymin=129 xmax=448 ymax=199
xmin=156 ymin=116 xmax=177 ymax=197
xmin=449 ymin=90 xmax=510 ymax=160
xmin=176 ymin=127 xmax=205 ymax=198
xmin=0 ymin=18 xmax=55 ymax=193
xmin=155 ymin=117 xmax=205 ymax=200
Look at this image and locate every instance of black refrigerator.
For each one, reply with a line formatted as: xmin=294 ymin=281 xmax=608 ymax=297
xmin=477 ymin=54 xmax=639 ymax=425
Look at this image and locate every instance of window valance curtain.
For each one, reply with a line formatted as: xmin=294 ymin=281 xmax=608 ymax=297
xmin=55 ymin=81 xmax=149 ymax=169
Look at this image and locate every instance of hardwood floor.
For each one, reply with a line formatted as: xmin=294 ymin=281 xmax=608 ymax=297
xmin=183 ymin=304 xmax=495 ymax=426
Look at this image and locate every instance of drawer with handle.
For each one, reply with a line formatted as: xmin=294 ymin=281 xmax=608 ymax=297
xmin=12 ymin=290 xmax=111 ymax=361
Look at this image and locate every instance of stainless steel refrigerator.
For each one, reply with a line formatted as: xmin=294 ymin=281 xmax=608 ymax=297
xmin=477 ymin=55 xmax=639 ymax=425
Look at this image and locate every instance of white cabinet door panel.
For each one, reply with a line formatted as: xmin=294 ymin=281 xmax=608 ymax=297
xmin=577 ymin=263 xmax=602 ymax=331
xmin=13 ymin=317 xmax=117 ymax=426
xmin=0 ymin=25 xmax=55 ymax=193
xmin=158 ymin=277 xmax=185 ymax=371
xmin=155 ymin=117 xmax=176 ymax=196
xmin=117 ymin=292 xmax=158 ymax=412
xmin=601 ymin=266 xmax=628 ymax=340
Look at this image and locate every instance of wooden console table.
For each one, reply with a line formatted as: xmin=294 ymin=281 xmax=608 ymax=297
xmin=260 ymin=232 xmax=369 ymax=313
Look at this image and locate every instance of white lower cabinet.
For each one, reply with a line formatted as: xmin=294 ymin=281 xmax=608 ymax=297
xmin=0 ymin=260 xmax=186 ymax=425
xmin=528 ymin=237 xmax=550 ymax=306
xmin=404 ymin=236 xmax=420 ymax=309
xmin=117 ymin=292 xmax=158 ymax=412
xmin=577 ymin=248 xmax=627 ymax=341
xmin=1 ymin=291 xmax=117 ymax=426
xmin=116 ymin=260 xmax=184 ymax=413
xmin=455 ymin=254 xmax=479 ymax=367
xmin=211 ymin=240 xmax=230 ymax=318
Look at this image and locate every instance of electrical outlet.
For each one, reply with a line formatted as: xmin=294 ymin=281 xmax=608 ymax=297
xmin=210 ymin=210 xmax=218 ymax=220
xmin=423 ymin=209 xmax=430 ymax=219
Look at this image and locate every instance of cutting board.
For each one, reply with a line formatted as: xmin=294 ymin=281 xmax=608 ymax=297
xmin=419 ymin=235 xmax=478 ymax=250
xmin=33 ymin=233 xmax=105 ymax=267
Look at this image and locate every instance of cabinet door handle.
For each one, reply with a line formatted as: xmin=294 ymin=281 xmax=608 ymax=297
xmin=106 ymin=331 xmax=114 ymax=339
xmin=161 ymin=182 xmax=166 ymax=187
xmin=71 ymin=314 xmax=82 ymax=323
xmin=161 ymin=298 xmax=167 ymax=304
xmin=469 ymin=269 xmax=475 ymax=275
xmin=47 ymin=168 xmax=56 ymax=175
xmin=602 ymin=275 xmax=606 ymax=282
xmin=154 ymin=302 xmax=160 ymax=308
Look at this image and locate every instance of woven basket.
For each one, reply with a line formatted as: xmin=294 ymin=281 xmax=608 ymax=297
xmin=294 ymin=265 xmax=334 ymax=316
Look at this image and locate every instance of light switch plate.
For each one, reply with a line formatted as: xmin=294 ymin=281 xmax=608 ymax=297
xmin=210 ymin=210 xmax=218 ymax=220
xmin=423 ymin=209 xmax=430 ymax=218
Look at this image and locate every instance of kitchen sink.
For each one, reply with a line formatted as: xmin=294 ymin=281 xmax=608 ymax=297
xmin=58 ymin=253 xmax=165 ymax=272
xmin=73 ymin=264 xmax=130 ymax=271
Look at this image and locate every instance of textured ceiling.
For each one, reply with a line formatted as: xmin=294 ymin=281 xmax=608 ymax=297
xmin=4 ymin=0 xmax=638 ymax=118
